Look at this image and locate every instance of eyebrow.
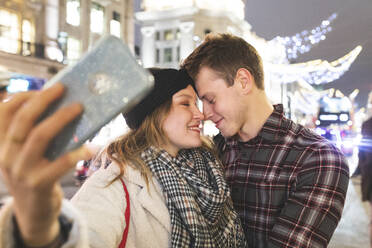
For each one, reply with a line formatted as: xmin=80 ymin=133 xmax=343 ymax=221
xmin=175 ymin=94 xmax=195 ymax=100
xmin=199 ymin=93 xmax=211 ymax=101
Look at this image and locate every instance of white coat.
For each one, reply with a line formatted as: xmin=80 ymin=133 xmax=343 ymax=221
xmin=0 ymin=163 xmax=172 ymax=248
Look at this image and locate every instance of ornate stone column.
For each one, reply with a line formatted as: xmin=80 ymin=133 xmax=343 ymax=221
xmin=179 ymin=21 xmax=195 ymax=60
xmin=123 ymin=0 xmax=135 ymax=50
xmin=80 ymin=0 xmax=91 ymax=52
xmin=140 ymin=26 xmax=155 ymax=68
xmin=44 ymin=0 xmax=63 ymax=61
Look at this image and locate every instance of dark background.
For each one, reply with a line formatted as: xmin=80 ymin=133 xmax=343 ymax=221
xmin=135 ymin=0 xmax=372 ymax=108
xmin=245 ymin=0 xmax=372 ymax=108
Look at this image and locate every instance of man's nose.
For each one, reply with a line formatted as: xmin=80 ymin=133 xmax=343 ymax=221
xmin=203 ymin=103 xmax=213 ymax=120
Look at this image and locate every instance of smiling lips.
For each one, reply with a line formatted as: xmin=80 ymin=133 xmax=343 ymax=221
xmin=188 ymin=118 xmax=224 ymax=133
xmin=188 ymin=123 xmax=202 ymax=133
xmin=214 ymin=118 xmax=223 ymax=128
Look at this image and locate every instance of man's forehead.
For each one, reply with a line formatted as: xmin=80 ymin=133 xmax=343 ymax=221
xmin=195 ymin=69 xmax=223 ymax=96
xmin=196 ymin=66 xmax=221 ymax=80
xmin=195 ymin=85 xmax=213 ymax=101
xmin=194 ymin=79 xmax=207 ymax=98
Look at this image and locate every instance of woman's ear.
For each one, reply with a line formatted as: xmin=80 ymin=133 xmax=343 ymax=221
xmin=235 ymin=68 xmax=254 ymax=95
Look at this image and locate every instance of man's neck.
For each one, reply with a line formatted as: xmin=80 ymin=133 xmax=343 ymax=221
xmin=238 ymin=92 xmax=274 ymax=142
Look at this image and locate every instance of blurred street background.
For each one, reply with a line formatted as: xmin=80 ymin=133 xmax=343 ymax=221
xmin=1 ymin=0 xmax=372 ymax=246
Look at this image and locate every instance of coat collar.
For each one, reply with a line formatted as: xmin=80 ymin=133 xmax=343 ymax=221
xmin=118 ymin=164 xmax=171 ymax=233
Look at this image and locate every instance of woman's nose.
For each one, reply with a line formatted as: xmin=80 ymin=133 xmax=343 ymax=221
xmin=193 ymin=108 xmax=205 ymax=120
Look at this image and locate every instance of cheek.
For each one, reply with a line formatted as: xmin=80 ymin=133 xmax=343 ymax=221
xmin=218 ymin=95 xmax=236 ymax=114
xmin=175 ymin=116 xmax=190 ymax=131
xmin=213 ymin=102 xmax=225 ymax=116
xmin=163 ymin=113 xmax=188 ymax=134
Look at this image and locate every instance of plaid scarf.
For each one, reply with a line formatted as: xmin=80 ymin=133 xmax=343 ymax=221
xmin=142 ymin=147 xmax=247 ymax=247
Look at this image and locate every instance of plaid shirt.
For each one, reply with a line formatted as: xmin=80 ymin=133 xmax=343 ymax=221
xmin=214 ymin=104 xmax=349 ymax=248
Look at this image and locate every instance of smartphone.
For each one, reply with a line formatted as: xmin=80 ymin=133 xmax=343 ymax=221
xmin=40 ymin=35 xmax=154 ymax=160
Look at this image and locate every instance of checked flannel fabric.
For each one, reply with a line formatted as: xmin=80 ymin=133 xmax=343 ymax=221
xmin=214 ymin=104 xmax=349 ymax=248
xmin=141 ymin=146 xmax=247 ymax=247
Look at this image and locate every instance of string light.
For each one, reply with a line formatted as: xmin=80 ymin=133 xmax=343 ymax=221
xmin=251 ymin=13 xmax=362 ymax=86
xmin=267 ymin=45 xmax=362 ymax=85
xmin=137 ymin=4 xmax=361 ymax=88
xmin=269 ymin=13 xmax=337 ymax=60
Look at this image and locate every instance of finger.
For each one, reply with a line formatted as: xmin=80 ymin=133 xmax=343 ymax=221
xmin=0 ymin=91 xmax=35 ymax=116
xmin=0 ymin=92 xmax=36 ymax=143
xmin=0 ymin=93 xmax=36 ymax=171
xmin=6 ymin=83 xmax=64 ymax=143
xmin=0 ymin=87 xmax=70 ymax=174
xmin=18 ymin=103 xmax=83 ymax=165
xmin=35 ymin=145 xmax=93 ymax=187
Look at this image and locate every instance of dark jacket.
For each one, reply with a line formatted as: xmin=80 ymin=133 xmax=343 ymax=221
xmin=359 ymin=117 xmax=372 ymax=201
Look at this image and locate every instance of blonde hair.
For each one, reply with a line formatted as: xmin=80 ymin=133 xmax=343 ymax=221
xmin=102 ymin=99 xmax=216 ymax=187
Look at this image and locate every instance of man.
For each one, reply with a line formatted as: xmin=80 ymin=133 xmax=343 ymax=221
xmin=181 ymin=33 xmax=349 ymax=248
xmin=359 ymin=116 xmax=372 ymax=247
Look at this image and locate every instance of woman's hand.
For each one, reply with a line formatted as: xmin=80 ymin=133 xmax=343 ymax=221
xmin=0 ymin=84 xmax=92 ymax=246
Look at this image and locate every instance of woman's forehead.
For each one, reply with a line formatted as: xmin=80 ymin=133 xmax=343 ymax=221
xmin=173 ymin=85 xmax=197 ymax=99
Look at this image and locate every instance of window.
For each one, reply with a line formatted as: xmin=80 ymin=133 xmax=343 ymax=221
xmin=176 ymin=46 xmax=180 ymax=62
xmin=110 ymin=11 xmax=120 ymax=37
xmin=155 ymin=31 xmax=160 ymax=41
xmin=67 ymin=37 xmax=80 ymax=64
xmin=134 ymin=45 xmax=140 ymax=57
xmin=66 ymin=0 xmax=80 ymax=26
xmin=57 ymin=32 xmax=68 ymax=60
xmin=22 ymin=19 xmax=33 ymax=56
xmin=91 ymin=2 xmax=104 ymax=33
xmin=164 ymin=30 xmax=174 ymax=41
xmin=154 ymin=28 xmax=182 ymax=64
xmin=0 ymin=9 xmax=19 ymax=54
xmin=164 ymin=48 xmax=172 ymax=62
xmin=156 ymin=48 xmax=160 ymax=63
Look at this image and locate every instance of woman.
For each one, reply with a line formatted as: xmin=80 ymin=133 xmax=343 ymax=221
xmin=0 ymin=68 xmax=246 ymax=247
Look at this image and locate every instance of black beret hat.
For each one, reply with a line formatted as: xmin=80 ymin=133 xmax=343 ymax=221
xmin=123 ymin=68 xmax=195 ymax=129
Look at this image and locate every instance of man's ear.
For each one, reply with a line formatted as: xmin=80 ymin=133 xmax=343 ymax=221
xmin=235 ymin=68 xmax=254 ymax=94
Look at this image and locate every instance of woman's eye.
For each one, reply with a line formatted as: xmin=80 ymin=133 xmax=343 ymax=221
xmin=181 ymin=103 xmax=190 ymax=106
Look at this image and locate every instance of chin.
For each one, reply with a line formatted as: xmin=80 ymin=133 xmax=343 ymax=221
xmin=185 ymin=140 xmax=202 ymax=149
xmin=220 ymin=128 xmax=237 ymax=138
xmin=219 ymin=129 xmax=231 ymax=137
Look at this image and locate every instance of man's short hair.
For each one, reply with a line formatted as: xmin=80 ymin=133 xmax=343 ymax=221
xmin=181 ymin=33 xmax=265 ymax=89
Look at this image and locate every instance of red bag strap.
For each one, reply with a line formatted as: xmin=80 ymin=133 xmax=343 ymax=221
xmin=118 ymin=178 xmax=130 ymax=248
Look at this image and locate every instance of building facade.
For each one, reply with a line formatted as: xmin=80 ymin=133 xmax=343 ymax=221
xmin=136 ymin=0 xmax=248 ymax=68
xmin=0 ymin=0 xmax=134 ymax=91
xmin=135 ymin=0 xmax=294 ymax=109
xmin=135 ymin=0 xmax=361 ymax=135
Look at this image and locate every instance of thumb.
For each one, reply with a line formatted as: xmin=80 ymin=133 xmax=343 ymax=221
xmin=41 ymin=145 xmax=94 ymax=185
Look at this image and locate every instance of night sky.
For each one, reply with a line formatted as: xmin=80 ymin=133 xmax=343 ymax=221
xmin=134 ymin=0 xmax=372 ymax=108
xmin=244 ymin=0 xmax=372 ymax=108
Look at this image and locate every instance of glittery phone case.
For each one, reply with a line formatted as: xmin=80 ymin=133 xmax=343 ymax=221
xmin=40 ymin=35 xmax=154 ymax=160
